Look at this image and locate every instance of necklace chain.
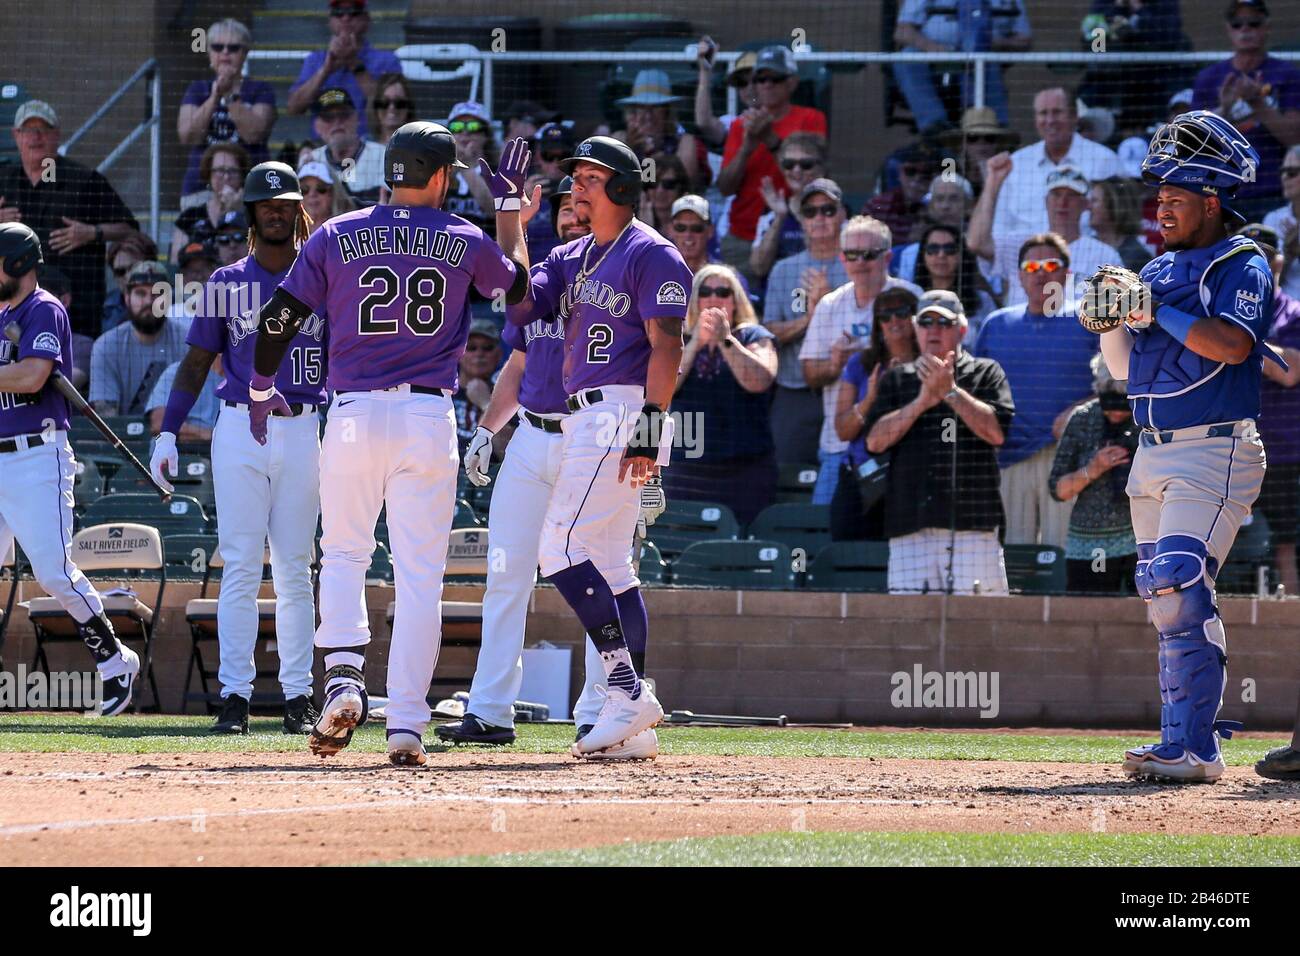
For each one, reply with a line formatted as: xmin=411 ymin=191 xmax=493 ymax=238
xmin=576 ymin=219 xmax=636 ymax=287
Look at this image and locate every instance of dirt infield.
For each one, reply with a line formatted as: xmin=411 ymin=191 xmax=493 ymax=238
xmin=2 ymin=749 xmax=1298 ymax=865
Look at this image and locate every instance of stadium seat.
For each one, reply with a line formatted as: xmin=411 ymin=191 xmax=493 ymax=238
xmin=81 ymin=493 xmax=209 ymax=536
xmin=23 ymin=523 xmax=166 ymax=711
xmin=163 ymin=532 xmax=221 ymax=583
xmin=806 ymin=540 xmax=890 ymax=592
xmin=446 ymin=527 xmax=490 ymax=584
xmin=671 ymin=539 xmax=796 ymax=590
xmin=0 ymin=539 xmax=18 ymax=666
xmin=1217 ymin=510 xmax=1272 ymax=595
xmin=747 ymin=502 xmax=833 ymax=555
xmin=71 ymin=458 xmax=105 ymax=511
xmin=385 ymin=599 xmax=484 ymax=697
xmin=636 ymin=539 xmax=669 ymax=586
xmin=646 ymin=499 xmax=740 ymax=559
xmin=775 ymin=462 xmax=819 ymax=503
xmin=367 ymin=543 xmax=395 ymax=585
xmin=1003 ymin=544 xmax=1067 ymax=595
xmin=454 ymin=497 xmax=482 ymax=528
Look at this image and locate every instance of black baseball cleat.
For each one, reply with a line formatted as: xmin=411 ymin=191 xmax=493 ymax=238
xmin=575 ymin=724 xmax=595 ymax=743
xmin=283 ymin=695 xmax=319 ymax=735
xmin=1255 ymin=745 xmax=1300 ymax=781
xmin=434 ymin=713 xmax=516 ymax=745
xmin=212 ymin=695 xmax=250 ymax=735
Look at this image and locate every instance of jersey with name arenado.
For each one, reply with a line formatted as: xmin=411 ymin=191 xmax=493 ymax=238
xmin=0 ymin=288 xmax=72 ymax=437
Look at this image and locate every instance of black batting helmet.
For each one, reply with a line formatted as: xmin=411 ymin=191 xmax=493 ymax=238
xmin=549 ymin=176 xmax=574 ymax=237
xmin=244 ymin=162 xmax=303 ymax=203
xmin=0 ymin=222 xmax=43 ymax=278
xmin=385 ymin=121 xmax=468 ymax=189
xmin=559 ymin=136 xmax=643 ymax=206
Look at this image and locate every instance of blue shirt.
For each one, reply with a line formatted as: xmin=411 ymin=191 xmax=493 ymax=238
xmin=290 ymin=43 xmax=403 ymax=139
xmin=1127 ymin=234 xmax=1272 ymax=430
xmin=147 ymin=360 xmax=221 ymax=430
xmin=975 ymin=303 xmax=1098 ymax=467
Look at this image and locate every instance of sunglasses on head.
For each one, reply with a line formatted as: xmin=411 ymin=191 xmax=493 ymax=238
xmin=209 ymin=43 xmax=244 ymax=54
xmin=655 ymin=178 xmax=684 ymax=191
xmin=448 ymin=119 xmax=486 ymax=135
xmin=1021 ymin=258 xmax=1065 ymax=274
xmin=673 ymin=222 xmax=707 ymax=234
xmin=916 ymin=314 xmax=960 ymax=328
xmin=781 ymin=158 xmax=819 ymax=172
xmin=801 ymin=202 xmax=839 ymax=219
xmin=374 ymin=98 xmax=412 ymax=111
xmin=842 ymin=248 xmax=887 ymax=262
xmin=1229 ymin=19 xmax=1265 ymax=30
xmin=698 ymin=284 xmax=734 ymax=299
xmin=925 ymin=242 xmax=958 ymax=256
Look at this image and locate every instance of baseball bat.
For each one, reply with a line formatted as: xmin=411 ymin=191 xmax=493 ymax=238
xmin=667 ymin=710 xmax=788 ymax=727
xmin=3 ymin=322 xmax=171 ymax=502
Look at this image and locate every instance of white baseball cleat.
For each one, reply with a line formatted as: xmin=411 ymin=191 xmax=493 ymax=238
xmin=571 ymin=683 xmax=663 ymax=755
xmin=386 ymin=729 xmax=428 ymax=767
xmin=309 ymin=683 xmax=366 ymax=758
xmin=1125 ymin=746 xmax=1225 ymax=783
xmin=98 ymin=645 xmax=140 ymax=717
xmin=577 ymin=728 xmax=658 ymax=761
xmin=1121 ymin=742 xmax=1161 ymax=774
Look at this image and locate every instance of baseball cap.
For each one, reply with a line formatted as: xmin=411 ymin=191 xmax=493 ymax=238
xmin=799 ymin=177 xmax=843 ymax=206
xmin=126 ymin=260 xmax=169 ymax=289
xmin=1237 ymin=222 xmax=1281 ymax=256
xmin=448 ymin=101 xmax=492 ymax=124
xmin=1224 ymin=0 xmax=1268 ymax=19
xmin=727 ymin=51 xmax=759 ymax=86
xmin=535 ymin=122 xmax=575 ymax=153
xmin=297 ymin=160 xmax=334 ymax=185
xmin=916 ymin=289 xmax=966 ymax=322
xmin=1168 ymin=88 xmax=1194 ymax=110
xmin=218 ymin=210 xmax=247 ymax=232
xmin=14 ymin=100 xmax=58 ymax=128
xmin=312 ymin=88 xmax=356 ymax=116
xmin=178 ymin=241 xmax=218 ymax=269
xmin=468 ymin=318 xmax=500 ymax=343
xmin=671 ymin=195 xmax=710 ymax=221
xmin=754 ymin=45 xmax=797 ymax=78
xmin=329 ymin=0 xmax=367 ymax=11
xmin=1045 ymin=165 xmax=1090 ymax=196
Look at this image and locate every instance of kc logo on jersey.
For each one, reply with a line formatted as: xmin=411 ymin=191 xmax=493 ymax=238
xmin=31 ymin=331 xmax=60 ymax=355
xmin=656 ymin=281 xmax=686 ymax=308
xmin=1235 ymin=288 xmax=1262 ymax=321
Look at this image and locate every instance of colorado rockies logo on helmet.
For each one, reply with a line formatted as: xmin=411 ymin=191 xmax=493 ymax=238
xmin=575 ymin=142 xmax=593 ymax=157
xmin=266 ymin=171 xmax=282 ymax=190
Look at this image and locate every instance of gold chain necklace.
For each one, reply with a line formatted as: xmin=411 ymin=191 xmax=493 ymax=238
xmin=575 ymin=218 xmax=636 ymax=288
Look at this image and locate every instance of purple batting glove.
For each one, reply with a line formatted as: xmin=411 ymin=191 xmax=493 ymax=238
xmin=477 ymin=137 xmax=531 ymax=212
xmin=248 ymin=374 xmax=291 ymax=446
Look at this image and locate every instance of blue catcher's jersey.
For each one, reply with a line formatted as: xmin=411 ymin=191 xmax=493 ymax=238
xmin=1126 ymin=234 xmax=1273 ymax=429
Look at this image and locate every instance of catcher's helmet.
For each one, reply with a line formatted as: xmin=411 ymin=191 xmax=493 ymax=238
xmin=559 ymin=136 xmax=643 ymax=206
xmin=244 ymin=162 xmax=303 ymax=203
xmin=549 ymin=175 xmax=574 ymax=236
xmin=1142 ymin=110 xmax=1259 ymax=197
xmin=385 ymin=121 xmax=468 ymax=189
xmin=0 ymin=222 xmax=42 ymax=278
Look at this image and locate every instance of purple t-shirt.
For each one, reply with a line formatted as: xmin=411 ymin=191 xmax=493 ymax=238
xmin=1260 ymin=290 xmax=1300 ymax=464
xmin=189 ymin=255 xmax=329 ymax=406
xmin=0 ymin=289 xmax=72 ymax=438
xmin=289 ymin=43 xmax=402 ymax=140
xmin=841 ymin=351 xmax=874 ymax=469
xmin=508 ymin=219 xmax=692 ymax=394
xmin=502 ymin=263 xmax=568 ymax=416
xmin=1193 ymin=57 xmax=1300 ymax=202
xmin=279 ymin=204 xmax=519 ymax=393
xmin=180 ymin=79 xmax=276 ymax=195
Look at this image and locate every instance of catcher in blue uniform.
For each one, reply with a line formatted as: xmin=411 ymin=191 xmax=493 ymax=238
xmin=1081 ymin=111 xmax=1285 ymax=782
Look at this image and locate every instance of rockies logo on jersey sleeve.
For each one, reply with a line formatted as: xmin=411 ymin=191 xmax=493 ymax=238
xmin=656 ymin=281 xmax=686 ymax=308
xmin=31 ymin=331 xmax=61 ymax=355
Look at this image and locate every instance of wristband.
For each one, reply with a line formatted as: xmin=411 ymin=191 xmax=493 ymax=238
xmin=162 ymin=389 xmax=198 ymax=435
xmin=1152 ymin=301 xmax=1197 ymax=345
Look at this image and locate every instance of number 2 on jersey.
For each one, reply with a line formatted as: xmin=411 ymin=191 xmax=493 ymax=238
xmin=358 ymin=265 xmax=447 ymax=336
xmin=587 ymin=323 xmax=613 ymax=364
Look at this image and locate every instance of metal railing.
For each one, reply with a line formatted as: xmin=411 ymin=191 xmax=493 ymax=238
xmin=60 ymin=58 xmax=162 ymax=241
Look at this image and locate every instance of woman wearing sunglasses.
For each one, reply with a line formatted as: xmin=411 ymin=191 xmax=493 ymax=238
xmin=368 ymin=73 xmax=416 ymax=145
xmin=749 ymin=132 xmax=828 ymax=283
xmin=444 ymin=101 xmax=500 ymax=234
xmin=637 ymin=153 xmax=691 ymax=238
xmin=663 ymin=265 xmax=780 ymax=526
xmin=297 ymin=160 xmax=356 ymax=235
xmin=170 ymin=142 xmax=251 ymax=264
xmin=911 ymin=223 xmax=998 ymax=337
xmin=177 ymin=19 xmax=276 ymax=205
xmin=831 ymin=285 xmax=920 ymax=541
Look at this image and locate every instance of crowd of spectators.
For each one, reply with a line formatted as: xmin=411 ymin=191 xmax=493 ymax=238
xmin=10 ymin=0 xmax=1300 ymax=594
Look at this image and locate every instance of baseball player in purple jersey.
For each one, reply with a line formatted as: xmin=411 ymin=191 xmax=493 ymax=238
xmin=245 ymin=123 xmax=532 ymax=766
xmin=150 ymin=162 xmax=326 ymax=736
xmin=0 ymin=222 xmax=139 ymax=714
xmin=505 ymin=137 xmax=691 ymax=757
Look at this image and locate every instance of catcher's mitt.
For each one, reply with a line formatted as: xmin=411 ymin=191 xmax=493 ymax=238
xmin=1079 ymin=264 xmax=1154 ymax=334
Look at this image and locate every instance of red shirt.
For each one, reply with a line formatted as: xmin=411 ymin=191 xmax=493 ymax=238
xmin=722 ymin=105 xmax=828 ymax=242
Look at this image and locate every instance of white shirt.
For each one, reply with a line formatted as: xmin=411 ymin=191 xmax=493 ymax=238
xmin=989 ymin=233 xmax=1122 ymax=309
xmin=991 ymin=134 xmax=1120 ymax=241
xmin=310 ymin=140 xmax=386 ymax=199
xmin=1264 ymin=205 xmax=1300 ymax=299
xmin=799 ymin=276 xmax=923 ymax=454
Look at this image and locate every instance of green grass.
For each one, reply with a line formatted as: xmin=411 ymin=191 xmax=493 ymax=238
xmin=0 ymin=714 xmax=1284 ymax=765
xmin=392 ymin=831 xmax=1300 ymax=867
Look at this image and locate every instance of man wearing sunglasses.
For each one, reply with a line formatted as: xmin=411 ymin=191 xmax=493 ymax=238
xmin=1192 ymin=0 xmax=1300 ymax=223
xmin=750 ymin=132 xmax=828 ymax=283
xmin=1262 ymin=143 xmax=1300 ymax=299
xmin=286 ymin=0 xmax=402 ymax=138
xmin=763 ymin=178 xmax=848 ymax=466
xmin=865 ymin=289 xmax=1014 ymax=595
xmin=305 ymin=88 xmax=386 ymax=207
xmin=975 ymin=233 xmax=1099 ymax=550
xmin=801 ymin=216 xmax=922 ymax=505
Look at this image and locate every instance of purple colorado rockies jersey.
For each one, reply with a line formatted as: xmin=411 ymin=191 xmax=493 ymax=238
xmin=280 ymin=205 xmax=519 ymax=392
xmin=508 ymin=219 xmax=692 ymax=394
xmin=0 ymin=288 xmax=72 ymax=438
xmin=503 ymin=262 xmax=569 ymax=416
xmin=189 ymin=255 xmax=329 ymax=406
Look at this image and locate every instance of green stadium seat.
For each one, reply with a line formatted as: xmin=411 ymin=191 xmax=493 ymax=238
xmin=636 ymin=539 xmax=669 ymax=586
xmin=454 ymin=497 xmax=481 ymax=528
xmin=367 ymin=543 xmax=395 ymax=585
xmin=775 ymin=462 xmax=819 ymax=503
xmin=72 ymin=457 xmax=105 ymax=510
xmin=806 ymin=540 xmax=890 ymax=592
xmin=671 ymin=539 xmax=796 ymax=590
xmin=747 ymin=502 xmax=833 ymax=555
xmin=1003 ymin=544 xmax=1067 ymax=595
xmin=81 ymin=493 xmax=209 ymax=536
xmin=646 ymin=499 xmax=740 ymax=559
xmin=163 ymin=533 xmax=221 ymax=583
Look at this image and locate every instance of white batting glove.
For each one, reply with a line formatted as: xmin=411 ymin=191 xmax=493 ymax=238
xmin=464 ymin=426 xmax=494 ymax=487
xmin=150 ymin=431 xmax=178 ymax=495
xmin=639 ymin=476 xmax=666 ymax=526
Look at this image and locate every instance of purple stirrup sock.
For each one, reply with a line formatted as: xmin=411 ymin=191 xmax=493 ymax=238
xmin=547 ymin=561 xmax=624 ymax=648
